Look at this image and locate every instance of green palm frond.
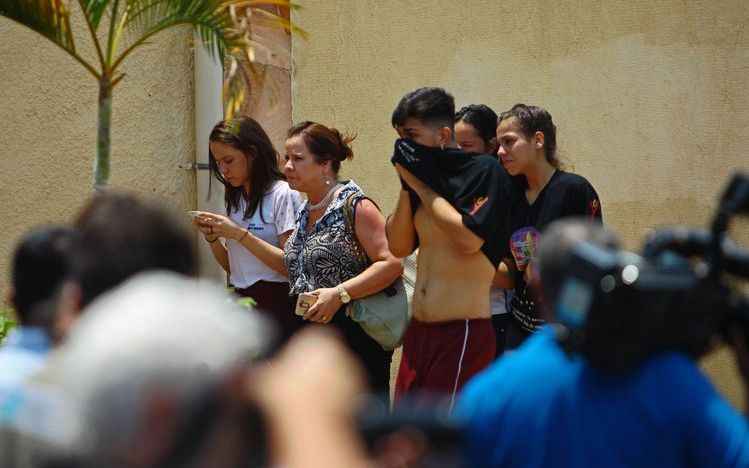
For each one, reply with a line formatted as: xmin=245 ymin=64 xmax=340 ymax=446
xmin=78 ymin=0 xmax=110 ymax=29
xmin=0 ymin=0 xmax=100 ymax=76
xmin=248 ymin=4 xmax=305 ymax=38
xmin=0 ymin=0 xmax=75 ymax=49
xmin=241 ymin=0 xmax=296 ymax=8
xmin=221 ymin=1 xmax=301 ymax=118
xmin=1 ymin=0 xmax=303 ymax=188
xmin=223 ymin=52 xmax=254 ymax=119
xmin=113 ymin=0 xmax=241 ymax=71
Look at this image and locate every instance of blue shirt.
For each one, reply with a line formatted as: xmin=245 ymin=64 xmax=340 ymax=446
xmin=457 ymin=327 xmax=749 ymax=468
xmin=0 ymin=327 xmax=52 ymax=423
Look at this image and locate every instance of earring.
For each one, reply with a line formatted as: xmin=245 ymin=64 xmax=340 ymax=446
xmin=440 ymin=143 xmax=445 ymax=151
xmin=324 ymin=178 xmax=331 ymax=186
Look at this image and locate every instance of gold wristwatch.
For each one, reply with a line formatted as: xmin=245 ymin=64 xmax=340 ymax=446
xmin=337 ymin=286 xmax=351 ymax=304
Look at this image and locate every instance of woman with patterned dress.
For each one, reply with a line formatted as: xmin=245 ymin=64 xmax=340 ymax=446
xmin=282 ymin=121 xmax=403 ymax=396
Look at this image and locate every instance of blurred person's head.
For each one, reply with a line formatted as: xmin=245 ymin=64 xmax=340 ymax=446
xmin=36 ymin=272 xmax=272 ymax=468
xmin=455 ymin=104 xmax=498 ymax=155
xmin=7 ymin=226 xmax=77 ymax=334
xmin=534 ymin=219 xmax=620 ymax=322
xmin=208 ymin=117 xmax=284 ymax=220
xmin=538 ymin=220 xmax=723 ymax=372
xmin=53 ymin=192 xmax=197 ymax=341
xmin=395 ymin=87 xmax=455 ymax=148
xmin=67 ymin=191 xmax=196 ymax=309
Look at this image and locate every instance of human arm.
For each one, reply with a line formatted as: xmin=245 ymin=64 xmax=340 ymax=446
xmin=386 ymin=188 xmax=418 ymax=257
xmin=251 ymin=328 xmax=372 ymax=468
xmin=493 ymin=259 xmax=515 ymax=289
xmin=396 ymin=163 xmax=484 ymax=254
xmin=306 ymin=199 xmax=404 ymax=323
xmin=237 ymin=230 xmax=289 ymax=275
xmin=196 ymin=212 xmax=288 ymax=275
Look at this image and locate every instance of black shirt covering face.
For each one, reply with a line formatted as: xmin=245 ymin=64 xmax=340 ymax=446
xmin=507 ymin=170 xmax=603 ymax=337
xmin=391 ymin=139 xmax=515 ymax=268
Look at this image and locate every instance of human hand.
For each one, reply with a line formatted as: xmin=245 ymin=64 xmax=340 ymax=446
xmin=305 ymin=287 xmax=343 ymax=324
xmin=394 ymin=164 xmax=427 ymax=196
xmin=195 ymin=212 xmax=244 ymax=241
xmin=250 ymin=327 xmax=366 ymax=419
xmin=190 ymin=212 xmax=219 ymax=242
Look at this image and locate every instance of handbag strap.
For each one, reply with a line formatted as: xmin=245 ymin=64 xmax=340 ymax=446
xmin=342 ymin=192 xmax=377 ymax=266
xmin=342 ymin=193 xmax=399 ymax=297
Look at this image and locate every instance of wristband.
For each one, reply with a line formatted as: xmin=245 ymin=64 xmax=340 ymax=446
xmin=205 ymin=235 xmax=219 ymax=243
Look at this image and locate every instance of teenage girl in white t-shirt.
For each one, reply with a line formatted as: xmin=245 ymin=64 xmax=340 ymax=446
xmin=192 ymin=117 xmax=303 ymax=344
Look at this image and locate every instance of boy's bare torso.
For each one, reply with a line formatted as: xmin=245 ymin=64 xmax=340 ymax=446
xmin=411 ymin=206 xmax=494 ymax=322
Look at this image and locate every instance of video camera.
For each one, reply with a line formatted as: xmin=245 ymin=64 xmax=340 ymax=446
xmin=554 ymin=173 xmax=749 ymax=372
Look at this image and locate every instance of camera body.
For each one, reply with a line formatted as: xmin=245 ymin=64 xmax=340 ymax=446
xmin=554 ymin=173 xmax=749 ymax=372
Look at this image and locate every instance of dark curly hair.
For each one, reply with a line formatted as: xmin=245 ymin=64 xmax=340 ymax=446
xmin=456 ymin=104 xmax=499 ymax=147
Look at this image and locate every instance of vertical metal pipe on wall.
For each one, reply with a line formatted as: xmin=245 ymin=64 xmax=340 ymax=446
xmin=194 ymin=34 xmax=226 ymax=281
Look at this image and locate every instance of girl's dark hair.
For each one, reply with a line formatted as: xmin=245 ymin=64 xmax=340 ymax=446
xmin=499 ymin=104 xmax=559 ymax=168
xmin=287 ymin=121 xmax=355 ymax=175
xmin=456 ymin=104 xmax=499 ymax=146
xmin=209 ymin=117 xmax=284 ymax=221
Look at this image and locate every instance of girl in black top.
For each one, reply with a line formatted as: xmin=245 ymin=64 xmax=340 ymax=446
xmin=496 ymin=104 xmax=602 ymax=348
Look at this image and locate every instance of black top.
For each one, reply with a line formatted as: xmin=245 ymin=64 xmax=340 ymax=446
xmin=508 ymin=170 xmax=602 ymax=334
xmin=391 ymin=139 xmax=514 ymax=268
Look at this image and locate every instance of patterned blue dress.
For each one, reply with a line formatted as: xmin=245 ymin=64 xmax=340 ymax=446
xmin=283 ymin=180 xmax=391 ymax=395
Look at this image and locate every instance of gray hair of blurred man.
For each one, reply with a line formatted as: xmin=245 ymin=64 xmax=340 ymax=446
xmin=535 ymin=218 xmax=621 ymax=320
xmin=30 ymin=271 xmax=273 ymax=465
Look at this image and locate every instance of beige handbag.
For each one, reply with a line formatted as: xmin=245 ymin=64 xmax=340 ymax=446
xmin=342 ymin=193 xmax=413 ymax=350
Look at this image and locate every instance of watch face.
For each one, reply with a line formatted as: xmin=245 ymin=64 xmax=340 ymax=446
xmin=339 ymin=289 xmax=351 ymax=303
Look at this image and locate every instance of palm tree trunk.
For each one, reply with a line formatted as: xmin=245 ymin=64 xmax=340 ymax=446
xmin=95 ymin=76 xmax=112 ymax=190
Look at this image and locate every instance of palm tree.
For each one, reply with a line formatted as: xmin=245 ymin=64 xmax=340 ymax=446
xmin=0 ymin=0 xmax=302 ymax=189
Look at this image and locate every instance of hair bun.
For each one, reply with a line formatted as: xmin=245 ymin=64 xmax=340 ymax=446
xmin=329 ymin=127 xmax=355 ymax=162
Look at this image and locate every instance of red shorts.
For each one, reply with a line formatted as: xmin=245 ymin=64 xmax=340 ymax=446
xmin=394 ymin=318 xmax=495 ymax=411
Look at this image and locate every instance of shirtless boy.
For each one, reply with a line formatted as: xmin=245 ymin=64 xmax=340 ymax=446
xmin=387 ymin=88 xmax=512 ymax=408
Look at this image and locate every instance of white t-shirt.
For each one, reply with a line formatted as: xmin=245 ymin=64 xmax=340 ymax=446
xmin=490 ymin=287 xmax=511 ymax=315
xmin=226 ymin=181 xmax=302 ymax=288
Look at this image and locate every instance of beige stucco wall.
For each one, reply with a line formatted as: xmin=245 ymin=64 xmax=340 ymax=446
xmin=291 ymin=1 xmax=749 ymax=406
xmin=0 ymin=15 xmax=196 ymax=299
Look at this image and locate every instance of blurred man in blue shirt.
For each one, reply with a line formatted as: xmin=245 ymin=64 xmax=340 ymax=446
xmin=1 ymin=226 xmax=77 ymax=421
xmin=457 ymin=219 xmax=749 ymax=468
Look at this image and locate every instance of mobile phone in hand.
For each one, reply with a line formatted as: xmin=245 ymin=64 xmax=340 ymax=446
xmin=295 ymin=293 xmax=317 ymax=316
